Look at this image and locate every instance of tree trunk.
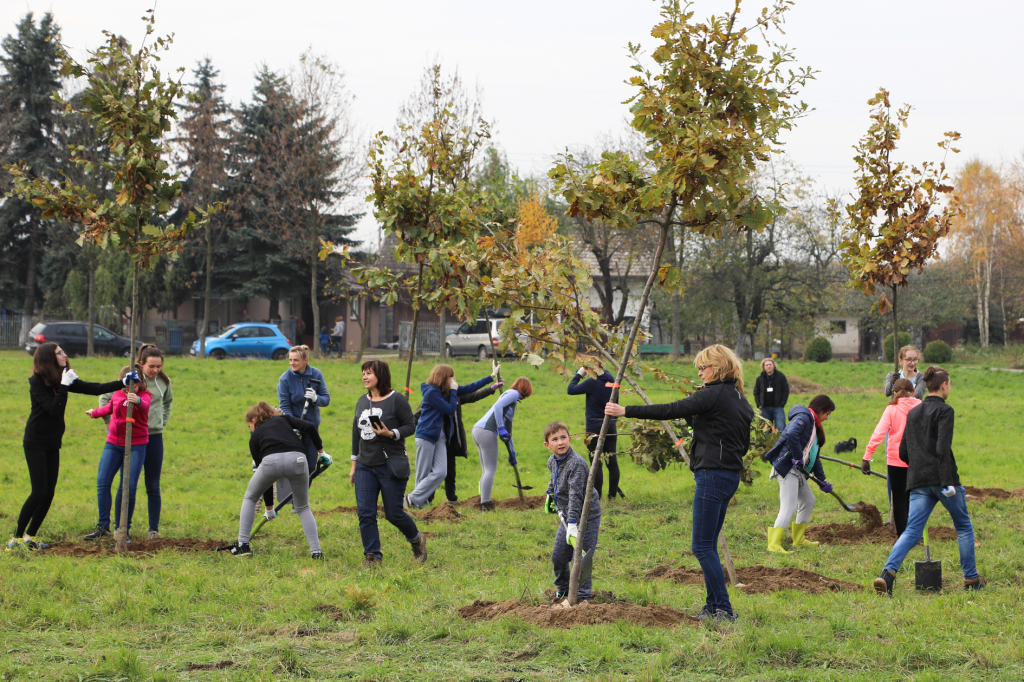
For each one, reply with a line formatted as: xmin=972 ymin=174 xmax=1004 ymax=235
xmin=19 ymin=230 xmax=39 ymax=346
xmin=357 ymin=297 xmax=371 ymax=363
xmin=86 ymin=258 xmax=96 ymax=357
xmin=438 ymin=304 xmax=447 ymax=358
xmin=1000 ymin=274 xmax=1008 ymax=347
xmin=200 ymin=223 xmax=213 ymax=359
xmin=311 ymin=234 xmax=321 ymax=359
xmin=981 ymin=261 xmax=991 ymax=348
xmin=670 ymin=292 xmax=681 ymax=360
xmin=116 ymin=260 xmax=140 ymax=554
xmin=567 ymin=218 xmax=672 ymax=605
xmin=404 ymin=262 xmax=426 ymax=393
xmin=891 ymin=284 xmax=899 ymax=372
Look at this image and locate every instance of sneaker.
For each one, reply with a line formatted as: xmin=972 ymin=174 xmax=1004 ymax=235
xmin=84 ymin=525 xmax=110 ymax=540
xmin=229 ymin=542 xmax=252 ymax=557
xmin=555 ymin=590 xmax=568 ymax=601
xmin=712 ymin=609 xmax=739 ymax=623
xmin=479 ymin=501 xmax=495 ymax=512
xmin=695 ymin=605 xmax=714 ymax=621
xmin=147 ymin=530 xmax=159 ymax=540
xmin=363 ymin=553 xmax=382 ymax=568
xmin=446 ymin=495 xmax=459 ymax=503
xmin=965 ymin=575 xmax=986 ymax=591
xmin=23 ymin=539 xmax=50 ymax=551
xmin=311 ymin=551 xmax=324 ymax=560
xmin=5 ymin=537 xmax=25 ymax=552
xmin=874 ymin=569 xmax=896 ymax=596
xmin=411 ymin=533 xmax=428 ymax=563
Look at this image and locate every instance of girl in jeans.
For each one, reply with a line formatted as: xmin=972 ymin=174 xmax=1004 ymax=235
xmin=606 ymin=344 xmax=752 ymax=623
xmin=349 ymin=360 xmax=424 ymax=566
xmin=230 ymin=402 xmax=326 ymax=558
xmin=85 ymin=367 xmax=151 ymax=540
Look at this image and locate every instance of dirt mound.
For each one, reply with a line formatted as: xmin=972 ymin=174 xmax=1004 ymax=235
xmin=806 ymin=522 xmax=959 ymax=545
xmin=185 ymin=661 xmax=233 ymax=671
xmin=416 ymin=501 xmax=464 ymax=523
xmin=964 ymin=486 xmax=1024 ymax=501
xmin=44 ymin=537 xmax=230 ymax=557
xmin=459 ymin=494 xmax=547 ymax=511
xmin=457 ymin=599 xmax=696 ymax=629
xmin=543 ymin=589 xmax=631 ymax=604
xmin=646 ymin=564 xmax=862 ymax=594
xmin=927 ymin=526 xmax=959 ymax=541
xmin=315 ymin=504 xmax=385 ymax=516
xmin=854 ymin=503 xmax=883 ymax=530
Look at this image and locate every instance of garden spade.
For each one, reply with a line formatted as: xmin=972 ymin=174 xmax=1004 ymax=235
xmin=493 ymin=366 xmax=531 ymax=501
xmin=808 ymin=475 xmax=860 ymax=512
xmin=820 ymin=455 xmax=889 ymax=481
xmin=915 ymin=527 xmax=942 ymax=591
xmin=560 ymin=517 xmax=593 ymax=583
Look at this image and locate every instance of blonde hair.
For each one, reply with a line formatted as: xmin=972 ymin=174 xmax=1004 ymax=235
xmin=246 ymin=401 xmax=282 ymax=427
xmin=760 ymin=357 xmax=777 ymax=372
xmin=288 ymin=345 xmax=310 ymax=361
xmin=694 ymin=344 xmax=744 ymax=393
xmin=119 ymin=366 xmax=148 ymax=394
xmin=426 ymin=364 xmax=455 ymax=397
xmin=899 ymin=345 xmax=922 ymax=362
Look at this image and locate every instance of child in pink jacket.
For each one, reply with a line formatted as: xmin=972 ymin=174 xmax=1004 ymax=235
xmin=862 ymin=378 xmax=920 ymax=537
xmin=83 ymin=367 xmax=151 ymax=540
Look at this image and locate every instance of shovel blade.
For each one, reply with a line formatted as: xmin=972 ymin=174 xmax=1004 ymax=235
xmin=572 ymin=548 xmax=594 ymax=584
xmin=915 ymin=559 xmax=942 ymax=591
xmin=511 ymin=483 xmax=534 ymax=490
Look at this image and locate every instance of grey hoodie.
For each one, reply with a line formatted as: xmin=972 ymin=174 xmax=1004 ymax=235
xmin=546 ymin=447 xmax=601 ymax=523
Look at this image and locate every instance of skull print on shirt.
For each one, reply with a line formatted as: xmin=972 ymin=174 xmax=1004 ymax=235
xmin=357 ymin=406 xmax=384 ymax=441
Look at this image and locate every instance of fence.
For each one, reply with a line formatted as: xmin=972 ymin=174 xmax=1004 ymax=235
xmin=398 ymin=321 xmax=462 ymax=356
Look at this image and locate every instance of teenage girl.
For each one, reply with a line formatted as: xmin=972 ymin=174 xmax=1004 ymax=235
xmin=473 ymin=377 xmax=533 ymax=511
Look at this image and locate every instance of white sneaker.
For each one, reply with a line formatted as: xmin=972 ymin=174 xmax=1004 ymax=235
xmin=147 ymin=530 xmax=159 ymax=540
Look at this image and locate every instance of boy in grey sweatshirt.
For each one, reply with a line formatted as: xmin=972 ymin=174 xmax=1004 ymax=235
xmin=544 ymin=421 xmax=601 ymax=602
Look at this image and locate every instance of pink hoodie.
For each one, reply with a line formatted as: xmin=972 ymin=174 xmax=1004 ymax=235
xmin=863 ymin=396 xmax=922 ymax=468
xmin=91 ymin=389 xmax=151 ymax=446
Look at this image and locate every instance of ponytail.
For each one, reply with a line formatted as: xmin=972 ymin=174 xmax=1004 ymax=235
xmin=246 ymin=401 xmax=282 ymax=428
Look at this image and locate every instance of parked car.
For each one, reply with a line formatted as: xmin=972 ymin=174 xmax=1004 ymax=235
xmin=190 ymin=323 xmax=292 ymax=360
xmin=444 ymin=318 xmax=520 ymax=360
xmin=25 ymin=322 xmax=141 ymax=358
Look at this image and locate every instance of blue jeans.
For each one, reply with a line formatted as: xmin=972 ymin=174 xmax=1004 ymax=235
xmin=97 ymin=442 xmax=147 ymax=530
xmin=883 ymin=485 xmax=977 ymax=580
xmin=354 ymin=461 xmax=420 ymax=558
xmin=692 ymin=469 xmax=741 ymax=614
xmin=760 ymin=406 xmax=786 ymax=432
xmin=116 ymin=433 xmax=162 ymax=532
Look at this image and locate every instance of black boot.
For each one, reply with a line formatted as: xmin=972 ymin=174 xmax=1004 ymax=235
xmin=873 ymin=569 xmax=895 ymax=596
xmin=84 ymin=524 xmax=110 ymax=540
xmin=479 ymin=501 xmax=495 ymax=512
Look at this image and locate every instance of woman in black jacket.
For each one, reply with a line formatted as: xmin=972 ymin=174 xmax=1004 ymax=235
xmin=753 ymin=358 xmax=789 ymax=431
xmin=606 ymin=344 xmax=753 ymax=623
xmin=9 ymin=342 xmax=134 ymax=551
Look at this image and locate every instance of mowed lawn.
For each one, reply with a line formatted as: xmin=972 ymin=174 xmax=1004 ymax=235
xmin=1 ymin=351 xmax=1023 ymax=681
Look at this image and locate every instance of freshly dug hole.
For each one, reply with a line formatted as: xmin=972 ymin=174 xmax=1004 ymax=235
xmin=44 ymin=537 xmax=231 ymax=557
xmin=458 ymin=599 xmax=697 ymax=628
xmin=459 ymin=494 xmax=547 ymax=511
xmin=646 ymin=564 xmax=863 ymax=594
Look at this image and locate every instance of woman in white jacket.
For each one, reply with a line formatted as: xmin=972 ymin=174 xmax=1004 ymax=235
xmin=862 ymin=378 xmax=921 ymax=538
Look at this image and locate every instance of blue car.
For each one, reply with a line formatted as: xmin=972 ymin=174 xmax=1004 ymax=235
xmin=190 ymin=323 xmax=292 ymax=360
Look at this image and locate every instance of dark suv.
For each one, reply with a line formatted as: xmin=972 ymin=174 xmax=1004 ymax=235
xmin=25 ymin=322 xmax=140 ymax=358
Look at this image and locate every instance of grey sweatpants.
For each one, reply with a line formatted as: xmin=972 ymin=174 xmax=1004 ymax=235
xmin=239 ymin=451 xmax=321 ymax=553
xmin=473 ymin=427 xmax=499 ymax=503
xmin=553 ymin=514 xmax=601 ymax=601
xmin=772 ymin=468 xmax=816 ymax=527
xmin=409 ymin=431 xmax=447 ymax=507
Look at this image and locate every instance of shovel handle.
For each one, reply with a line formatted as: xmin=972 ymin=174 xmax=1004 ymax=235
xmin=820 ymin=455 xmax=888 ymax=480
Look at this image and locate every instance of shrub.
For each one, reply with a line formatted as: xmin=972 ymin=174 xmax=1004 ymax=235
xmin=924 ymin=339 xmax=953 ymax=364
xmin=805 ymin=336 xmax=832 ymax=363
xmin=883 ymin=332 xmax=913 ymax=363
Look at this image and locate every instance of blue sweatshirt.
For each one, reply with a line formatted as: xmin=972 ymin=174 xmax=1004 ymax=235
xmin=277 ymin=365 xmax=330 ymax=427
xmin=567 ymin=370 xmax=618 ymax=434
xmin=416 ymin=375 xmax=493 ymax=444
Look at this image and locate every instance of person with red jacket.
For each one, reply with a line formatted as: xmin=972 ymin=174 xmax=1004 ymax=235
xmin=862 ymin=378 xmax=920 ymax=537
xmin=84 ymin=367 xmax=152 ymax=540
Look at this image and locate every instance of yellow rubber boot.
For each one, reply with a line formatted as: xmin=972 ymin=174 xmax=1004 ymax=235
xmin=791 ymin=522 xmax=819 ymax=548
xmin=767 ymin=526 xmax=791 ymax=554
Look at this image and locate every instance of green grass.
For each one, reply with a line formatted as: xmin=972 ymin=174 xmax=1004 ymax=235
xmin=2 ymin=352 xmax=1024 ymax=680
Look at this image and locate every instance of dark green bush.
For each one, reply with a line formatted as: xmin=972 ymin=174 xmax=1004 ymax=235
xmin=924 ymin=339 xmax=953 ymax=364
xmin=883 ymin=332 xmax=913 ymax=363
xmin=805 ymin=336 xmax=832 ymax=363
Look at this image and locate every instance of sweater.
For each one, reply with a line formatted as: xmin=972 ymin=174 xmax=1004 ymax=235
xmin=884 ymin=370 xmax=926 ymax=400
xmin=416 ymin=375 xmax=492 ymax=444
xmin=567 ymin=370 xmax=618 ymax=433
xmin=622 ymin=378 xmax=753 ymax=472
xmin=547 ymin=447 xmax=601 ymax=523
xmin=278 ymin=365 xmax=330 ymax=427
xmin=91 ymin=389 xmax=152 ymax=446
xmin=99 ymin=375 xmax=173 ymax=434
xmin=898 ymin=396 xmax=959 ymax=490
xmin=249 ymin=415 xmax=322 ymax=466
xmin=863 ymin=397 xmax=921 ymax=468
xmin=23 ymin=375 xmax=126 ymax=448
xmin=763 ymin=405 xmax=828 ymax=483
xmin=351 ymin=391 xmax=415 ymax=467
xmin=451 ymin=384 xmax=498 ymax=458
xmin=753 ymin=370 xmax=789 ymax=409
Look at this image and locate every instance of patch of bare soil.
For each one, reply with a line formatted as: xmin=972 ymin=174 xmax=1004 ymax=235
xmin=807 ymin=500 xmax=961 ymax=545
xmin=646 ymin=564 xmax=862 ymax=594
xmin=185 ymin=661 xmax=233 ymax=671
xmin=457 ymin=599 xmax=696 ymax=629
xmin=459 ymin=494 xmax=547 ymax=511
xmin=44 ymin=537 xmax=230 ymax=557
xmin=964 ymin=486 xmax=1024 ymax=501
xmin=415 ymin=501 xmax=464 ymax=523
xmin=542 ymin=589 xmax=631 ymax=604
xmin=315 ymin=504 xmax=385 ymax=517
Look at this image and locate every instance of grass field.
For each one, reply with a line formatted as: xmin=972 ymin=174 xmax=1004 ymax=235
xmin=1 ymin=351 xmax=1023 ymax=681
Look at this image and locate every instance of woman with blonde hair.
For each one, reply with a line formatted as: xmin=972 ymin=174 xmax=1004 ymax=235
xmin=405 ymin=362 xmax=500 ymax=509
xmin=862 ymin=378 xmax=920 ymax=537
xmin=884 ymin=345 xmax=926 ymax=400
xmin=753 ymin=357 xmax=789 ymax=431
xmin=277 ymin=344 xmax=330 ymax=502
xmin=473 ymin=376 xmax=533 ymax=511
xmin=605 ymin=344 xmax=753 ymax=623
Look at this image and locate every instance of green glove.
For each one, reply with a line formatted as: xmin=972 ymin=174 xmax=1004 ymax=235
xmin=545 ymin=494 xmax=556 ymax=514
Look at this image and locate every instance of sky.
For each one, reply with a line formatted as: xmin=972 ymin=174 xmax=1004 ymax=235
xmin=4 ymin=0 xmax=1023 ymax=248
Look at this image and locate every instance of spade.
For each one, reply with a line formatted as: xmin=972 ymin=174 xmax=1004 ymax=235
xmin=915 ymin=527 xmax=942 ymax=591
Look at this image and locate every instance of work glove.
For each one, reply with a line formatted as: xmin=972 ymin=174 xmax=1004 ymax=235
xmin=264 ymin=509 xmax=277 ymax=521
xmin=318 ymin=453 xmax=333 ymax=468
xmin=497 ymin=425 xmax=510 ymax=441
xmin=507 ymin=446 xmax=517 ymax=467
xmin=566 ymin=522 xmax=579 ymax=548
xmin=818 ymin=481 xmax=833 ymax=494
xmin=60 ymin=368 xmax=79 ymax=386
xmin=449 ymin=377 xmax=459 ymax=390
xmin=122 ymin=370 xmax=140 ymax=386
xmin=304 ymin=387 xmax=318 ymax=404
xmin=791 ymin=458 xmax=804 ymax=471
xmin=861 ymin=459 xmax=871 ymax=475
xmin=941 ymin=485 xmax=956 ymax=498
xmin=491 ymin=360 xmax=501 ymax=378
xmin=545 ymin=493 xmax=556 ymax=514
xmin=490 ymin=381 xmax=504 ymax=391
xmin=576 ymin=367 xmax=586 ymax=376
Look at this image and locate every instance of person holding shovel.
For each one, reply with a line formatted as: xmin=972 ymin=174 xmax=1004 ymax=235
xmin=762 ymin=395 xmax=836 ymax=553
xmin=873 ymin=366 xmax=984 ymax=595
xmin=473 ymin=377 xmax=533 ymax=511
xmin=406 ymin=362 xmax=500 ymax=509
xmin=862 ymin=378 xmax=920 ymax=538
xmin=8 ymin=343 xmax=133 ymax=552
xmin=605 ymin=344 xmax=752 ymax=623
xmin=567 ymin=365 xmax=623 ymax=500
xmin=543 ymin=421 xmax=601 ymax=603
xmin=444 ymin=372 xmax=502 ymax=503
xmin=277 ymin=345 xmax=330 ymax=500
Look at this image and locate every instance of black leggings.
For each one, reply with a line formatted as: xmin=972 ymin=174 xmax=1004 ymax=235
xmin=586 ymin=433 xmax=620 ymax=499
xmin=16 ymin=445 xmax=61 ymax=537
xmin=888 ymin=464 xmax=910 ymax=538
xmin=444 ymin=447 xmax=459 ymax=502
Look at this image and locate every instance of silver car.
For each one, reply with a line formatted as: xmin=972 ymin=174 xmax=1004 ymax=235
xmin=445 ymin=318 xmax=514 ymax=360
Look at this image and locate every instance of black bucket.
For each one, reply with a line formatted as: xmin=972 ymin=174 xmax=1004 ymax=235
xmin=915 ymin=559 xmax=942 ymax=591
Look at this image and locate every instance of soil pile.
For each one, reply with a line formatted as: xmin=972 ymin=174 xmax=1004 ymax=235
xmin=646 ymin=564 xmax=862 ymax=594
xmin=807 ymin=498 xmax=960 ymax=545
xmin=964 ymin=486 xmax=1024 ymax=501
xmin=44 ymin=538 xmax=230 ymax=557
xmin=458 ymin=599 xmax=696 ymax=628
xmin=417 ymin=501 xmax=464 ymax=523
xmin=315 ymin=504 xmax=385 ymax=516
xmin=854 ymin=503 xmax=883 ymax=529
xmin=459 ymin=494 xmax=547 ymax=511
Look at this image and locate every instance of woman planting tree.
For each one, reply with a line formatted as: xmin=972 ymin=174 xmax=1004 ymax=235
xmin=277 ymin=345 xmax=330 ymax=501
xmin=406 ymin=362 xmax=500 ymax=509
xmin=350 ymin=360 xmax=425 ymax=566
xmin=863 ymin=378 xmax=920 ymax=538
xmin=8 ymin=343 xmax=135 ymax=551
xmin=605 ymin=345 xmax=752 ymax=623
xmin=473 ymin=377 xmax=533 ymax=512
xmin=762 ymin=395 xmax=837 ymax=554
xmin=229 ymin=401 xmax=328 ymax=558
xmin=84 ymin=367 xmax=152 ymax=541
xmin=884 ymin=345 xmax=926 ymax=399
xmin=443 ymin=371 xmax=502 ymax=503
xmin=753 ymin=358 xmax=790 ymax=432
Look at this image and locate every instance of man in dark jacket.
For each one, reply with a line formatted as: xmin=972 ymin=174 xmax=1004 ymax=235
xmin=567 ymin=366 xmax=623 ymax=499
xmin=753 ymin=358 xmax=789 ymax=431
xmin=873 ymin=367 xmax=983 ymax=595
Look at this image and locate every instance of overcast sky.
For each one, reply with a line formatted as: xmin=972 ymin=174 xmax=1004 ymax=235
xmin=4 ymin=1 xmax=1022 ymax=247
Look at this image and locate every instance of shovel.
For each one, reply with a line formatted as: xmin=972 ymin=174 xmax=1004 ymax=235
xmin=560 ymin=517 xmax=593 ymax=584
xmin=915 ymin=527 xmax=942 ymax=591
xmin=808 ymin=475 xmax=860 ymax=512
xmin=820 ymin=455 xmax=889 ymax=481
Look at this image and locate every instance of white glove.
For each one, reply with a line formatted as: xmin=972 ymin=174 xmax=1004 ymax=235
xmin=449 ymin=377 xmax=459 ymax=390
xmin=264 ymin=509 xmax=277 ymax=521
xmin=60 ymin=368 xmax=79 ymax=386
xmin=492 ymin=360 xmax=501 ymax=377
xmin=941 ymin=486 xmax=956 ymax=498
xmin=576 ymin=367 xmax=586 ymax=376
xmin=566 ymin=522 xmax=579 ymax=548
xmin=304 ymin=388 xmax=317 ymax=404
